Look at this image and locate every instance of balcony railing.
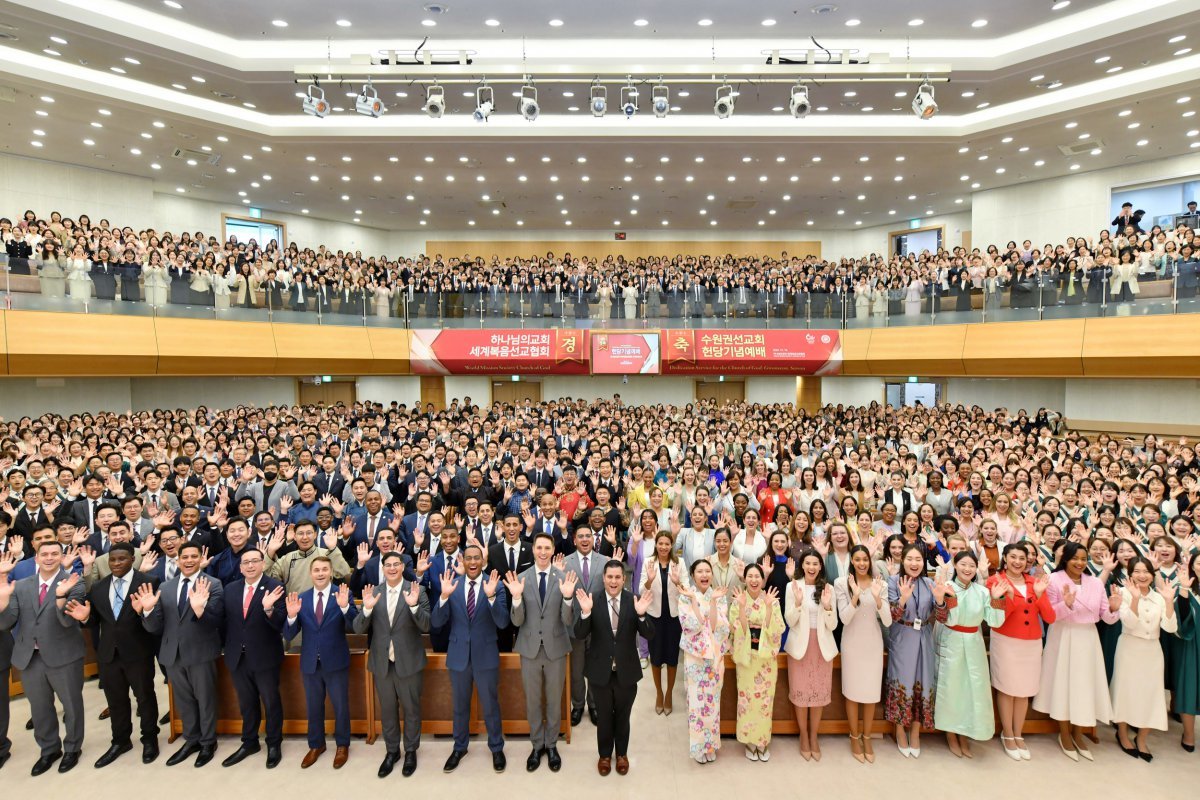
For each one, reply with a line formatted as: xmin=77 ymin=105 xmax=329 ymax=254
xmin=3 ymin=256 xmax=1196 ymax=330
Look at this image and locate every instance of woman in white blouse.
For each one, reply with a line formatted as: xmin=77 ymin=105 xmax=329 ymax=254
xmin=732 ymin=509 xmax=768 ymax=564
xmin=784 ymin=549 xmax=839 ymax=761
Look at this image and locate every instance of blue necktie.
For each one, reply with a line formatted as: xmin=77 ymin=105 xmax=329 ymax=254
xmin=113 ymin=577 xmax=125 ymax=617
xmin=538 ymin=571 xmax=547 ymax=604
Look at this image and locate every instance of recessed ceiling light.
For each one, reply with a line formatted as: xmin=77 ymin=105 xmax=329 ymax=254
xmin=152 ymin=120 xmax=166 ymax=128
xmin=845 ymin=18 xmax=861 ymax=26
xmin=1051 ymin=0 xmax=1070 ymax=9
xmin=163 ymin=0 xmax=181 ymax=7
xmin=1127 ymin=122 xmax=1140 ymax=129
xmin=50 ymin=35 xmax=68 ymax=45
xmin=1178 ymin=96 xmax=1192 ymax=104
xmin=271 ymin=19 xmax=287 ymax=27
xmin=485 ymin=18 xmax=500 ymax=27
xmin=336 ymin=19 xmax=351 ymax=27
xmin=171 ymin=83 xmax=187 ymax=90
xmin=1018 ymin=146 xmax=1029 ymax=152
xmin=191 ymin=75 xmax=205 ymax=83
xmin=634 ymin=18 xmax=648 ymax=26
xmin=35 ymin=110 xmax=48 ymax=117
xmin=1118 ymin=109 xmax=1132 ymax=116
xmin=1106 ymin=65 xmax=1122 ymax=73
xmin=971 ymin=19 xmax=988 ymax=27
xmin=140 ymin=132 xmax=152 ymax=139
xmin=1170 ymin=34 xmax=1187 ymax=44
xmin=90 ymin=121 xmax=102 ymax=128
xmin=421 ymin=19 xmax=436 ymax=26
xmin=908 ymin=18 xmax=923 ymax=26
xmin=1136 ymin=139 xmax=1149 ymax=146
xmin=1069 ymin=164 xmax=1080 ymax=170
xmin=1064 ymin=121 xmax=1077 ymax=128
xmin=762 ymin=18 xmax=776 ymax=26
xmin=548 ymin=18 xmax=563 ymax=26
xmin=678 ymin=91 xmax=690 ymax=97
xmin=124 ymin=56 xmax=140 ymax=65
xmin=1034 ymin=160 xmax=1045 ymax=166
xmin=844 ymin=90 xmax=857 ymax=98
xmin=42 ymin=49 xmax=61 ymax=56
xmin=1029 ymin=74 xmax=1045 ymax=82
xmin=1176 ymin=48 xmax=1193 ymax=56
xmin=976 ymin=102 xmax=990 ymax=109
xmin=1094 ymin=55 xmax=1111 ymax=64
xmin=1185 ymin=111 xmax=1197 ymax=118
xmin=110 ymin=66 xmax=126 ymax=74
xmin=698 ymin=18 xmax=713 ymax=26
xmin=832 ymin=175 xmax=840 ymax=182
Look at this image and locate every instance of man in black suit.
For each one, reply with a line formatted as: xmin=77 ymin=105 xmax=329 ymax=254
xmin=486 ymin=515 xmax=533 ymax=652
xmin=312 ymin=456 xmax=346 ymax=500
xmin=572 ymin=559 xmax=654 ymax=777
xmin=220 ymin=548 xmax=286 ymax=768
xmin=67 ymin=474 xmax=110 ymax=533
xmin=78 ymin=543 xmax=160 ymax=767
xmin=524 ymin=450 xmax=555 ymax=494
xmin=11 ymin=485 xmax=53 ymax=539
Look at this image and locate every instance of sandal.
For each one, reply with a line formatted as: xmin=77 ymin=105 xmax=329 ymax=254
xmin=849 ymin=733 xmax=865 ymax=764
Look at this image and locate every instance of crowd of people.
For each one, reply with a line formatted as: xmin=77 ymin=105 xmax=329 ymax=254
xmin=2 ymin=206 xmax=1198 ymax=324
xmin=1 ymin=396 xmax=1199 ymax=778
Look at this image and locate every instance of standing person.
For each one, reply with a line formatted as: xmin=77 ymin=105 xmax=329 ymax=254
xmin=1111 ymin=556 xmax=1177 ymax=761
xmin=573 ymin=559 xmax=655 ymax=776
xmin=1033 ymin=541 xmax=1122 ymax=762
xmin=932 ymin=551 xmax=1008 ymax=758
xmin=730 ymin=564 xmax=785 ymax=762
xmin=137 ymin=540 xmax=224 ymax=768
xmin=642 ymin=531 xmax=682 ymax=715
xmin=678 ymin=559 xmax=731 ymax=764
xmin=353 ymin=551 xmax=430 ymax=778
xmin=886 ymin=543 xmax=937 ymax=758
xmin=564 ymin=526 xmax=606 ymax=726
xmin=78 ymin=543 xmax=160 ymax=768
xmin=219 ymin=547 xmax=286 ymax=769
xmin=431 ymin=545 xmax=509 ymax=774
xmin=784 ymin=549 xmax=838 ymax=761
xmin=835 ymin=544 xmax=889 ymax=763
xmin=0 ymin=541 xmax=87 ymax=775
xmin=503 ymin=533 xmax=577 ymax=773
xmin=283 ymin=557 xmax=359 ymax=770
xmin=987 ymin=544 xmax=1055 ymax=761
xmin=1173 ymin=552 xmax=1200 ymax=752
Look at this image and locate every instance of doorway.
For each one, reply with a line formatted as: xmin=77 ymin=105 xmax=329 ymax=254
xmin=492 ymin=379 xmax=543 ymax=405
xmin=885 ymin=380 xmax=942 ymax=408
xmin=420 ymin=376 xmax=446 ymax=410
xmin=695 ymin=379 xmax=746 ymax=404
xmin=297 ymin=379 xmax=356 ymax=407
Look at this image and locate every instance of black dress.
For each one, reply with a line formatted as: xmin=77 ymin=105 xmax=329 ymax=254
xmin=647 ymin=563 xmax=682 ymax=667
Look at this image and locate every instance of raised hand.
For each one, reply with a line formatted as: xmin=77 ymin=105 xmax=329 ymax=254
xmin=362 ymin=585 xmax=382 ymax=610
xmin=989 ymin=580 xmax=1009 ymax=600
xmin=552 ymin=553 xmax=566 ymax=571
xmin=356 ymin=541 xmax=371 ymax=569
xmin=440 ymin=568 xmax=459 ymax=600
xmin=766 ymin=585 xmax=781 ymax=604
xmin=189 ymin=577 xmax=211 ymax=615
xmin=1107 ymin=584 xmax=1122 ymax=612
xmin=64 ymin=598 xmax=91 ymax=622
xmin=483 ymin=569 xmax=501 ymax=599
xmin=634 ymin=590 xmax=653 ymax=615
xmin=138 ymin=551 xmax=160 ymax=573
xmin=285 ymin=591 xmax=302 ymax=618
xmin=1033 ymin=574 xmax=1050 ymax=597
xmin=558 ymin=570 xmax=578 ymax=598
xmin=262 ymin=585 xmax=284 ymax=611
xmin=898 ymin=575 xmax=915 ymax=606
xmin=870 ymin=576 xmax=886 ymax=605
xmin=77 ymin=545 xmax=97 ymax=571
xmin=321 ymin=527 xmax=338 ymax=551
xmin=1061 ymin=583 xmax=1077 ymax=609
xmin=404 ymin=580 xmax=421 ymax=607
xmin=1155 ymin=574 xmax=1175 ymax=603
xmin=503 ymin=570 xmax=524 ymax=600
xmin=55 ymin=572 xmax=81 ymax=597
xmin=575 ymin=587 xmax=594 ymax=615
xmin=335 ymin=584 xmax=351 ymax=609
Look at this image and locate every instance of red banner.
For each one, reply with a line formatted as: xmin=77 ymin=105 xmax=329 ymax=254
xmin=590 ymin=332 xmax=660 ymax=374
xmin=410 ymin=329 xmax=589 ymax=375
xmin=661 ymin=329 xmax=843 ymax=375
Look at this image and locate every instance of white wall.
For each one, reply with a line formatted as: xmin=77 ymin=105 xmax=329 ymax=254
xmin=541 ymin=376 xmax=694 ymax=406
xmin=0 ymin=376 xmax=295 ymax=417
xmin=946 ymin=377 xmax=1066 ymax=414
xmin=971 ymin=152 xmax=1200 ymax=251
xmin=821 ymin=376 xmax=884 ymax=407
xmin=355 ymin=376 xmax=421 ymax=407
xmin=1064 ymin=378 xmax=1200 ymax=427
xmin=820 ymin=211 xmax=972 ymax=261
xmin=443 ymin=376 xmax=491 ymax=405
xmin=0 ymin=153 xmax=153 ymax=229
xmin=745 ymin=377 xmax=798 ymax=406
xmin=0 ymin=378 xmax=134 ymax=418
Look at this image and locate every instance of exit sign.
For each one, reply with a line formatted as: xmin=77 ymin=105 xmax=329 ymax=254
xmin=614 ymin=232 xmax=627 ymax=240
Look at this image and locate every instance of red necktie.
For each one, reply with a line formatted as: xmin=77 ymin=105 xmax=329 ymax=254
xmin=38 ymin=582 xmax=49 ymax=605
xmin=243 ymin=585 xmax=254 ymax=619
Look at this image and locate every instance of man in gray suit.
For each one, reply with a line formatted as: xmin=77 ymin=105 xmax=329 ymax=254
xmin=235 ymin=460 xmax=300 ymax=519
xmin=137 ymin=540 xmax=225 ymax=768
xmin=352 ymin=551 xmax=430 ymax=778
xmin=0 ymin=540 xmax=88 ymax=775
xmin=503 ymin=532 xmax=577 ymax=773
xmin=563 ymin=525 xmax=607 ymax=727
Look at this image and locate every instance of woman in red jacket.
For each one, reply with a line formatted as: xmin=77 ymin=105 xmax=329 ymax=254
xmin=986 ymin=544 xmax=1056 ymax=761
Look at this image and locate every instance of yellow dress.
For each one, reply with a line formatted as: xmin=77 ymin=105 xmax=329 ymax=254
xmin=730 ymin=594 xmax=785 ymax=749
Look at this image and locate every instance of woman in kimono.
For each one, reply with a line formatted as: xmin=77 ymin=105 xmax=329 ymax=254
xmin=1173 ymin=552 xmax=1200 ymax=752
xmin=679 ymin=559 xmax=731 ymax=764
xmin=1112 ymin=556 xmax=1177 ymax=761
xmin=836 ymin=544 xmax=889 ymax=763
xmin=886 ymin=543 xmax=937 ymax=757
xmin=785 ymin=548 xmax=839 ymax=761
xmin=730 ymin=564 xmax=784 ymax=762
xmin=1033 ymin=542 xmax=1122 ymax=761
xmin=932 ymin=551 xmax=1007 ymax=757
xmin=988 ymin=544 xmax=1055 ymax=761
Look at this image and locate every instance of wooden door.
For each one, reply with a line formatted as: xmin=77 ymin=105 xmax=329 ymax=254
xmin=420 ymin=376 xmax=446 ymax=410
xmin=297 ymin=380 xmax=356 ymax=407
xmin=492 ymin=380 xmax=542 ymax=406
xmin=695 ymin=380 xmax=745 ymax=404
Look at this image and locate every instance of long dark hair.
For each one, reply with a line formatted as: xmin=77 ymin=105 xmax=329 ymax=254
xmin=1053 ymin=541 xmax=1087 ymax=573
xmin=846 ymin=543 xmax=875 ymax=591
xmin=797 ymin=546 xmax=829 ymax=600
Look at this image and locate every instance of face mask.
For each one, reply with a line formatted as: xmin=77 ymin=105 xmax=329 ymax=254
xmin=263 ymin=471 xmax=278 ymax=481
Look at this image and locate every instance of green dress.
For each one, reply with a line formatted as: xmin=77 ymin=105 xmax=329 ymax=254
xmin=1160 ymin=567 xmax=1182 ymax=690
xmin=1172 ymin=591 xmax=1200 ymax=715
xmin=933 ymin=580 xmax=1006 ymax=741
xmin=1097 ymin=573 xmax=1124 ymax=682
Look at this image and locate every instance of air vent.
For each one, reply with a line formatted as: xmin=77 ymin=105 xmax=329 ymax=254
xmin=726 ymin=200 xmax=757 ymax=210
xmin=477 ymin=198 xmax=507 ymax=209
xmin=210 ymin=90 xmax=237 ymax=100
xmin=1058 ymin=138 xmax=1103 ymax=156
xmin=171 ymin=147 xmax=221 ymax=166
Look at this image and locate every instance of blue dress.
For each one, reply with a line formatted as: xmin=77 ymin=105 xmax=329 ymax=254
xmin=885 ymin=575 xmax=937 ymax=728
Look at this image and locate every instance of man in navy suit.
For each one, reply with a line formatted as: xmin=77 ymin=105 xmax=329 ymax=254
xmin=397 ymin=491 xmax=435 ymax=551
xmin=418 ymin=526 xmax=462 ymax=653
xmin=431 ymin=544 xmax=509 ymax=774
xmin=351 ymin=490 xmax=393 ymax=549
xmin=220 ymin=548 xmax=286 ymax=768
xmin=283 ymin=557 xmax=358 ymax=769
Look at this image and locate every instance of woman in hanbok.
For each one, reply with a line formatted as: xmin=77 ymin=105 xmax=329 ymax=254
xmin=835 ymin=544 xmax=888 ymax=763
xmin=785 ymin=548 xmax=838 ymax=761
xmin=1033 ymin=542 xmax=1122 ymax=761
xmin=679 ymin=559 xmax=731 ymax=764
xmin=1112 ymin=556 xmax=1177 ymax=761
xmin=987 ymin=544 xmax=1055 ymax=761
xmin=730 ymin=564 xmax=784 ymax=762
xmin=886 ymin=543 xmax=938 ymax=757
xmin=932 ymin=551 xmax=1007 ymax=757
xmin=1172 ymin=552 xmax=1200 ymax=752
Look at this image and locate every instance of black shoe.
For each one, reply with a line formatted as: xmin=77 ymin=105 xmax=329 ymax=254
xmin=166 ymin=741 xmax=201 ymax=767
xmin=58 ymin=751 xmax=81 ymax=773
xmin=570 ymin=707 xmax=584 ymax=726
xmin=547 ymin=746 xmax=562 ymax=772
xmin=588 ymin=706 xmax=599 ymax=726
xmin=221 ymin=743 xmax=260 ymax=768
xmin=378 ymin=751 xmax=398 ymax=778
xmin=266 ymin=745 xmax=282 ymax=769
xmin=31 ymin=750 xmax=62 ymax=776
xmin=194 ymin=746 xmax=216 ymax=768
xmin=401 ymin=751 xmax=417 ymax=777
xmin=443 ymin=750 xmax=466 ymax=773
xmin=25 ymin=719 xmax=34 ymax=731
xmin=1138 ymin=749 xmax=1154 ymax=763
xmin=1183 ymin=737 xmax=1196 ymax=754
xmin=142 ymin=742 xmax=160 ymax=764
xmin=492 ymin=751 xmax=506 ymax=773
xmin=94 ymin=743 xmax=132 ymax=769
xmin=159 ymin=712 xmax=171 ymax=725
xmin=1116 ymin=732 xmax=1139 ymax=759
xmin=526 ymin=748 xmax=543 ymax=772
xmin=0 ymin=752 xmax=9 ymax=770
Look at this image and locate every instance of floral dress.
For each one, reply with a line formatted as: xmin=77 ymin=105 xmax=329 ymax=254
xmin=730 ymin=593 xmax=785 ymax=750
xmin=679 ymin=590 xmax=731 ymax=761
xmin=885 ymin=575 xmax=937 ymax=728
